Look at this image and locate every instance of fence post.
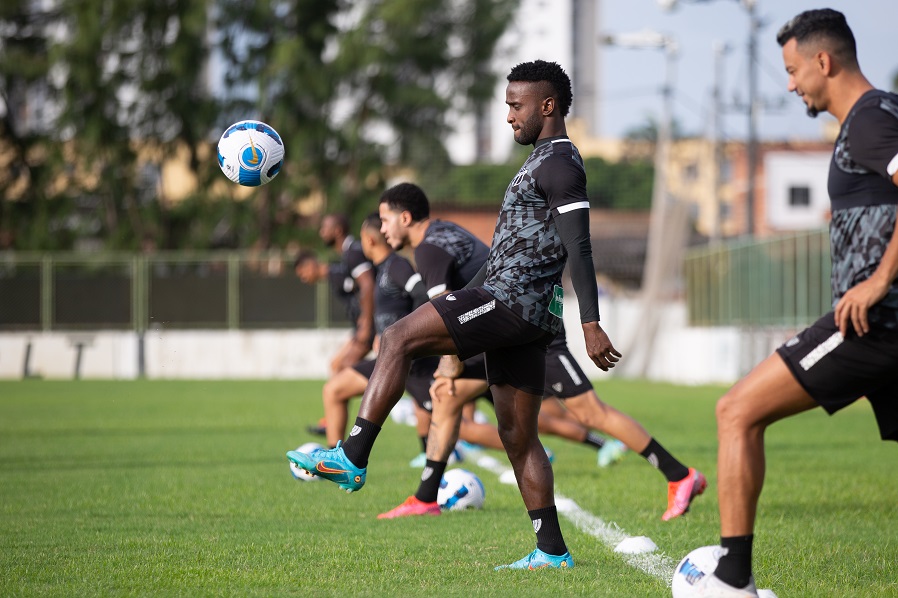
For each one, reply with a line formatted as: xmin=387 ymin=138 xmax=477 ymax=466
xmin=316 ymin=281 xmax=329 ymax=328
xmin=227 ymin=253 xmax=239 ymax=329
xmin=40 ymin=254 xmax=53 ymax=332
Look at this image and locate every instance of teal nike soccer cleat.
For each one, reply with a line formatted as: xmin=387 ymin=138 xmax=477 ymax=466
xmin=597 ymin=439 xmax=628 ymax=468
xmin=494 ymin=548 xmax=574 ymax=570
xmin=286 ymin=441 xmax=366 ymax=493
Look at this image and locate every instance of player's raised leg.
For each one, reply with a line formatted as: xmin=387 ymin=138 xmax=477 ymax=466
xmin=287 ymin=302 xmax=456 ymax=492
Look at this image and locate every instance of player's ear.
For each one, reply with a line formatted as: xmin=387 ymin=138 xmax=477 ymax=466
xmin=816 ymin=50 xmax=832 ymax=76
xmin=542 ymin=97 xmax=555 ymax=116
xmin=400 ymin=210 xmax=413 ymax=227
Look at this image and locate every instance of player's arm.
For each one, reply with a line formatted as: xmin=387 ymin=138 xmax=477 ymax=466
xmin=833 ymin=105 xmax=898 ymax=336
xmin=543 ymin=156 xmax=620 ymax=371
xmin=462 ymin=262 xmax=488 ymax=290
xmin=413 ymin=243 xmax=457 ymax=299
xmin=352 ymin=266 xmax=375 ymax=347
xmin=389 ymin=257 xmax=429 ymax=310
xmin=341 ymin=242 xmax=375 ymax=349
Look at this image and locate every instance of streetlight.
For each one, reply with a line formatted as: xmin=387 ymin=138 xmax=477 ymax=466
xmin=659 ymin=0 xmax=760 ymax=237
xmin=599 ymin=31 xmax=677 ymax=254
xmin=600 ymin=30 xmax=679 ymax=377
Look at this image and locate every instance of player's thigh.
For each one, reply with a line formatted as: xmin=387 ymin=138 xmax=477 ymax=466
xmin=432 ymin=380 xmax=483 ymax=416
xmin=561 ymin=390 xmax=611 ymax=423
xmin=718 ymin=353 xmax=817 ymax=428
xmin=539 ymin=397 xmax=566 ymax=418
xmin=381 ymin=302 xmax=456 ymax=356
xmin=324 ymin=364 xmax=370 ymax=401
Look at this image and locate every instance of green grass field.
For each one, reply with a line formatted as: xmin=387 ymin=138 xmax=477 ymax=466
xmin=1 ymin=379 xmax=895 ymax=597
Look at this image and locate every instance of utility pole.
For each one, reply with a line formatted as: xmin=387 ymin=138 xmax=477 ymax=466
xmin=600 ymin=30 xmax=680 ymax=377
xmin=710 ymin=41 xmax=730 ymax=244
xmin=745 ymin=0 xmax=760 ymax=237
xmin=660 ymin=0 xmax=760 ymax=238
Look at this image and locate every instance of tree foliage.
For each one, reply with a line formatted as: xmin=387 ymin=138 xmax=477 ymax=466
xmin=425 ymin=155 xmax=654 ymax=211
xmin=1 ymin=0 xmax=521 ymax=251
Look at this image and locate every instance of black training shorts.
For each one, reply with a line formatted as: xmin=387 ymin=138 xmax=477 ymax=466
xmin=432 ymin=287 xmax=555 ymax=396
xmin=544 ymin=346 xmax=593 ymax=399
xmin=776 ymin=311 xmax=898 ymax=441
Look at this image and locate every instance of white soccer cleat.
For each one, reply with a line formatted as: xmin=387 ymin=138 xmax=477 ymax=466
xmin=680 ymin=573 xmax=759 ymax=597
xmin=672 ymin=546 xmax=759 ymax=598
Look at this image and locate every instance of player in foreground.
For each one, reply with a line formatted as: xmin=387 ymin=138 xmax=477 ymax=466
xmin=684 ymin=9 xmax=898 ymax=597
xmin=289 ymin=60 xmax=618 ymax=570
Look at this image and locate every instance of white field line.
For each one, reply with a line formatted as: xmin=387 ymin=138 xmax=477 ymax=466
xmin=470 ymin=452 xmax=678 ymax=585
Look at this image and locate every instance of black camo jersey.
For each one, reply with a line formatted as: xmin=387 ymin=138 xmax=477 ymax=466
xmin=483 ymin=136 xmax=590 ymax=334
xmin=373 ymin=252 xmax=428 ymax=335
xmin=828 ymin=89 xmax=898 ymax=328
xmin=330 ymin=236 xmax=373 ymax=325
xmin=414 ymin=220 xmax=490 ymax=297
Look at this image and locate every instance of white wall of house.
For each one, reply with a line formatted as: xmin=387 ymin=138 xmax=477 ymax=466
xmin=765 ymin=151 xmax=832 ymax=231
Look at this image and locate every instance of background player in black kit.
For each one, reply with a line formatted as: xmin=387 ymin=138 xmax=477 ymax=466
xmin=289 ymin=60 xmax=620 ymax=570
xmin=312 ymin=214 xmax=434 ymax=449
xmin=372 ymin=182 xmax=495 ymax=519
xmin=681 ymin=10 xmax=898 ymax=597
xmin=294 ymin=214 xmax=376 ymax=436
xmin=317 ymin=213 xmax=376 ymax=375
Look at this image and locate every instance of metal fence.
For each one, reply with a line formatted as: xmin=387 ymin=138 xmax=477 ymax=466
xmin=0 ymin=252 xmax=351 ymax=331
xmin=685 ymin=229 xmax=832 ymax=327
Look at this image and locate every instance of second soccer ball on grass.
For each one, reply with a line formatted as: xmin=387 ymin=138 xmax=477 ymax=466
xmin=437 ymin=469 xmax=485 ymax=511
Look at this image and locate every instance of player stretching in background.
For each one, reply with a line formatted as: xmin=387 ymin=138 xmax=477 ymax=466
xmin=313 ymin=214 xmax=435 ymax=449
xmin=429 ymin=321 xmax=705 ymax=521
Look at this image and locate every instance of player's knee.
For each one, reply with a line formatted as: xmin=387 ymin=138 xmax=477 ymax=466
xmin=378 ymin=322 xmax=413 ymax=356
xmin=497 ymin=425 xmax=526 ymax=457
xmin=716 ymin=391 xmax=750 ymax=432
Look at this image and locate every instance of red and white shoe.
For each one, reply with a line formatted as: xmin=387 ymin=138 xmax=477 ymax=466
xmin=377 ymin=496 xmax=441 ymax=519
xmin=662 ymin=467 xmax=707 ymax=521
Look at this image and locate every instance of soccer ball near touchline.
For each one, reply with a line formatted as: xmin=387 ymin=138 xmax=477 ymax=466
xmin=437 ymin=468 xmax=485 ymax=511
xmin=217 ymin=120 xmax=284 ymax=187
xmin=671 ymin=545 xmax=722 ymax=598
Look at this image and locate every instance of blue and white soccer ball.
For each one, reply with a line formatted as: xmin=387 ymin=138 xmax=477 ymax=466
xmin=671 ymin=545 xmax=722 ymax=597
xmin=437 ymin=468 xmax=485 ymax=511
xmin=289 ymin=442 xmax=323 ymax=482
xmin=217 ymin=120 xmax=284 ymax=187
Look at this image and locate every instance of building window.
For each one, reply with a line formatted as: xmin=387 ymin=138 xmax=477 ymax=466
xmin=789 ymin=185 xmax=811 ymax=207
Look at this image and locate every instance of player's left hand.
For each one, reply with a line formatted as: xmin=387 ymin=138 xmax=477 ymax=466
xmin=834 ymin=275 xmax=889 ymax=337
xmin=430 ymin=376 xmax=455 ymax=400
xmin=434 ymin=355 xmax=464 ymax=379
xmin=582 ymin=321 xmax=621 ymax=371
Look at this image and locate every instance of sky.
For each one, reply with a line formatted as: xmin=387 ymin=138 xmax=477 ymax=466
xmin=599 ymin=0 xmax=896 ymax=141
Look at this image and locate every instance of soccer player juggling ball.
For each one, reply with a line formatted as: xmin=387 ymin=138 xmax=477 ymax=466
xmin=289 ymin=60 xmax=621 ymax=570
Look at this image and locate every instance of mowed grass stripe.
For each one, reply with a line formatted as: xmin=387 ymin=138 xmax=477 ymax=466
xmin=0 ymin=380 xmax=895 ymax=597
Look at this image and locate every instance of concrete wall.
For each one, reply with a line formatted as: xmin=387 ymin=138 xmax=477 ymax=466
xmin=0 ymin=297 xmax=797 ymax=384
